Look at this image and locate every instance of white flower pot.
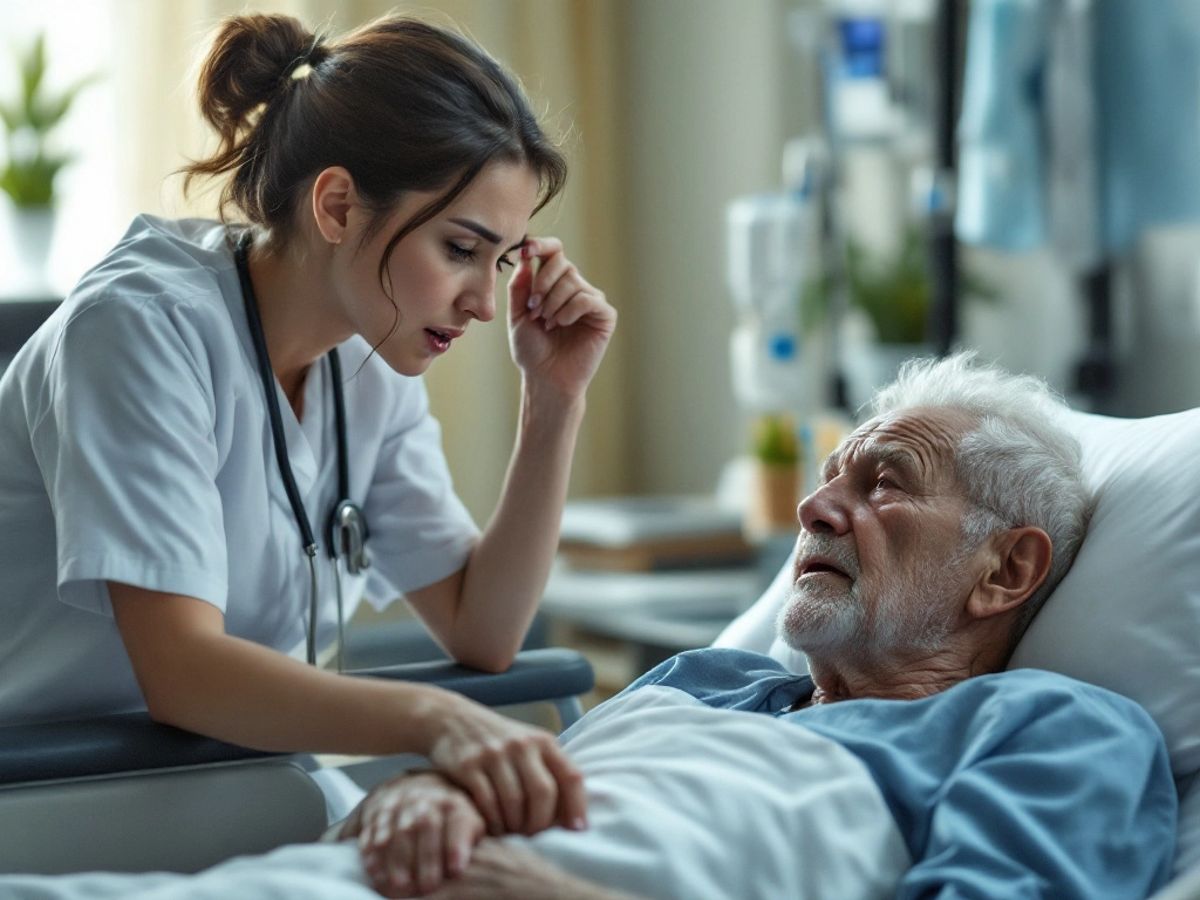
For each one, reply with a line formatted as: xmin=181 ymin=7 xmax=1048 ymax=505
xmin=3 ymin=205 xmax=57 ymax=296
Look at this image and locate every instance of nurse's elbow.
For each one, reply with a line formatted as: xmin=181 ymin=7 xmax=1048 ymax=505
xmin=451 ymin=645 xmax=515 ymax=674
xmin=139 ymin=682 xmax=193 ymax=729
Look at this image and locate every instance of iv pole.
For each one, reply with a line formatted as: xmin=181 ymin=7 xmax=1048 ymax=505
xmin=928 ymin=0 xmax=961 ymax=357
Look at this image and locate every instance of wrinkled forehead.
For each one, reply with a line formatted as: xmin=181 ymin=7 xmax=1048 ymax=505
xmin=821 ymin=407 xmax=976 ymax=485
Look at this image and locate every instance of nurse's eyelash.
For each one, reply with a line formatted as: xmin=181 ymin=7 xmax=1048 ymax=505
xmin=447 ymin=242 xmax=476 ymax=263
xmin=448 ymin=242 xmax=514 ymax=272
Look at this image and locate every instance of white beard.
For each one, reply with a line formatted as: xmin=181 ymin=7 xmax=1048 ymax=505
xmin=777 ymin=537 xmax=962 ymax=663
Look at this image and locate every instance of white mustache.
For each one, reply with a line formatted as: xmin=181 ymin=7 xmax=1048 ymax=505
xmin=794 ymin=533 xmax=861 ymax=581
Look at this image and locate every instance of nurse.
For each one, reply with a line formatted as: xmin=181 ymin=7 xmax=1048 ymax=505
xmin=0 ymin=13 xmax=615 ymax=837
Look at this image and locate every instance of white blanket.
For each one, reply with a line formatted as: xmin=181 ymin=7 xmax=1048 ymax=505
xmin=0 ymin=687 xmax=909 ymax=899
xmin=516 ymin=685 xmax=910 ymax=899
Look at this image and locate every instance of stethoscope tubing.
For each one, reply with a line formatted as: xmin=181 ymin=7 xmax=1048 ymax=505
xmin=233 ymin=229 xmax=363 ymax=668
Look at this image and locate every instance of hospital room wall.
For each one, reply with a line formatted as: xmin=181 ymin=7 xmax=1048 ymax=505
xmin=13 ymin=1 xmax=1200 ymax=525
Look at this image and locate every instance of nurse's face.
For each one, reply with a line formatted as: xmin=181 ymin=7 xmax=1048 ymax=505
xmin=341 ymin=161 xmax=541 ymax=375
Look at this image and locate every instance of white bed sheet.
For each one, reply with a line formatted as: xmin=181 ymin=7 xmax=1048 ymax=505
xmin=0 ymin=686 xmax=910 ymax=900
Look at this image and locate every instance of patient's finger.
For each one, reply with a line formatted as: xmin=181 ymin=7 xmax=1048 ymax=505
xmin=445 ymin=803 xmax=481 ymax=876
xmin=544 ymin=745 xmax=588 ymax=830
xmin=515 ymin=742 xmax=558 ymax=834
xmin=382 ymin=812 xmax=415 ymax=898
xmin=413 ymin=812 xmax=444 ymax=895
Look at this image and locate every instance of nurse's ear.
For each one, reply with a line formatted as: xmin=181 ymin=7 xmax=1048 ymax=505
xmin=310 ymin=166 xmax=359 ymax=247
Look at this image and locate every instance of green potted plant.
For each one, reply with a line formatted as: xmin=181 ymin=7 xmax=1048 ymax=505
xmin=803 ymin=225 xmax=997 ymax=408
xmin=745 ymin=413 xmax=802 ymax=539
xmin=0 ymin=33 xmax=97 ymax=291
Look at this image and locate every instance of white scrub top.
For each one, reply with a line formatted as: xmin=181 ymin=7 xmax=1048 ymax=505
xmin=0 ymin=215 xmax=480 ymax=724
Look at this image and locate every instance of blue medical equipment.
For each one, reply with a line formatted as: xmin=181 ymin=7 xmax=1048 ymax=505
xmin=234 ymin=230 xmax=369 ymax=670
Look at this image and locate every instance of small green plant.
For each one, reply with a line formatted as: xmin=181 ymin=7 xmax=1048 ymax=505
xmin=751 ymin=413 xmax=800 ymax=467
xmin=0 ymin=33 xmax=98 ymax=208
xmin=802 ymin=226 xmax=997 ymax=344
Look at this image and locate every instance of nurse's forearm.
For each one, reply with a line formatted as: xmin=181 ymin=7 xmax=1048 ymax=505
xmin=110 ymin=583 xmax=461 ymax=754
xmin=148 ymin=630 xmax=465 ymax=755
xmin=454 ymin=383 xmax=585 ymax=670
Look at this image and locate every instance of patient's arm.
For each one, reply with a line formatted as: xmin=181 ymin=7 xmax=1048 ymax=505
xmin=428 ymin=841 xmax=643 ymax=900
xmin=339 ymin=771 xmax=484 ymax=897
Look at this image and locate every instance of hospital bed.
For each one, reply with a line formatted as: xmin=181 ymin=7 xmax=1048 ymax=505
xmin=0 ymin=403 xmax=1198 ymax=900
xmin=713 ymin=404 xmax=1200 ymax=900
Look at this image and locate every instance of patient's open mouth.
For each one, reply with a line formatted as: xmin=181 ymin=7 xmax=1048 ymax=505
xmin=800 ymin=560 xmax=849 ymax=579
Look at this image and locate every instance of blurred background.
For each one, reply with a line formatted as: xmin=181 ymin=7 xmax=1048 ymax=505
xmin=3 ymin=0 xmax=1199 ymax=694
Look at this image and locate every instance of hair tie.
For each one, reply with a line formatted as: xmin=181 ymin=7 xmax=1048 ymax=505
xmin=286 ymin=40 xmax=328 ymax=83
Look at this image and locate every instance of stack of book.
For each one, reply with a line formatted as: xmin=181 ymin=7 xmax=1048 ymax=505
xmin=558 ymin=495 xmax=755 ymax=572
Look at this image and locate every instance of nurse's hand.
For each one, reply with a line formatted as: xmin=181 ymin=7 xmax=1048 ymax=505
xmin=507 ymin=237 xmax=616 ymax=401
xmin=342 ymin=770 xmax=483 ymax=897
xmin=422 ymin=694 xmax=588 ymax=838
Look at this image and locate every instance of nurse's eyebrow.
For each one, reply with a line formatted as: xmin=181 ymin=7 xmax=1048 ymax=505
xmin=449 ymin=217 xmax=527 ymax=253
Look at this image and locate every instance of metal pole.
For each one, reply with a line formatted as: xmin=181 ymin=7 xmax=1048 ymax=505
xmin=928 ymin=0 xmax=961 ymax=356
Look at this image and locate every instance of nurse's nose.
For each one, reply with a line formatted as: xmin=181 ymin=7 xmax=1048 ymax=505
xmin=798 ymin=477 xmax=852 ymax=537
xmin=459 ymin=272 xmax=497 ymax=323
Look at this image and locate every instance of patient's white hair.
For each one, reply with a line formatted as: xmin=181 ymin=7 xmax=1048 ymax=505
xmin=870 ymin=351 xmax=1093 ymax=635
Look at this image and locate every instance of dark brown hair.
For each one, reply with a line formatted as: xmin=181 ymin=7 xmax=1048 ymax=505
xmin=182 ymin=13 xmax=567 ymax=287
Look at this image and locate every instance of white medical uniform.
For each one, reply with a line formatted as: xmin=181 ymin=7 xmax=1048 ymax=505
xmin=0 ymin=215 xmax=480 ymax=725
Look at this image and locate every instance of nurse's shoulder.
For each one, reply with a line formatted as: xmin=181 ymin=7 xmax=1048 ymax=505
xmin=69 ymin=214 xmax=238 ymax=322
xmin=51 ymin=215 xmax=246 ymax=378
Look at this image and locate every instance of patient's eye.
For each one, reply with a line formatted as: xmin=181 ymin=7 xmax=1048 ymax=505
xmin=873 ymin=473 xmax=902 ymax=493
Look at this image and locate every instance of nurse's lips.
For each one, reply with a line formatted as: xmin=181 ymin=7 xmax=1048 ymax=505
xmin=424 ymin=327 xmax=463 ymax=354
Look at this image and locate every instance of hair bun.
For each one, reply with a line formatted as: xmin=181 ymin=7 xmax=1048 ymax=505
xmin=194 ymin=14 xmax=320 ymax=144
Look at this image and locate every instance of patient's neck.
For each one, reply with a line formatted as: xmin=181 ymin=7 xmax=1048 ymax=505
xmin=804 ymin=640 xmax=1006 ymax=704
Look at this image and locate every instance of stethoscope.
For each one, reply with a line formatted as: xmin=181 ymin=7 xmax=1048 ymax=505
xmin=233 ymin=230 xmax=370 ymax=671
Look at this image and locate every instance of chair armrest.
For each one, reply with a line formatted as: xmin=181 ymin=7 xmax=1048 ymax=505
xmin=0 ymin=648 xmax=594 ymax=787
xmin=354 ymin=647 xmax=594 ymax=707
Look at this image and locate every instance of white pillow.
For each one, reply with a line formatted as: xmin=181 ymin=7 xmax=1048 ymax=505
xmin=713 ymin=407 xmax=1200 ymax=877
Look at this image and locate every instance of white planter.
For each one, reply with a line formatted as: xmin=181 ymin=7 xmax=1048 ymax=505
xmin=3 ymin=205 xmax=57 ymax=296
xmin=841 ymin=340 xmax=934 ymax=413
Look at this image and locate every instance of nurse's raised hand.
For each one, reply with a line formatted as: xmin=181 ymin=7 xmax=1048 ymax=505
xmin=420 ymin=691 xmax=587 ymax=838
xmin=508 ymin=237 xmax=617 ymax=400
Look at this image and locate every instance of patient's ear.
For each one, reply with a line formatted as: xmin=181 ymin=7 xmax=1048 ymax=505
xmin=966 ymin=526 xmax=1053 ymax=620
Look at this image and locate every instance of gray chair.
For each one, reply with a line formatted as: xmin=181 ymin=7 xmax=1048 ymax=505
xmin=0 ymin=648 xmax=594 ymax=875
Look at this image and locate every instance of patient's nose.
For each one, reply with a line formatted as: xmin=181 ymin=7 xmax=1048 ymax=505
xmin=798 ymin=482 xmax=851 ymax=536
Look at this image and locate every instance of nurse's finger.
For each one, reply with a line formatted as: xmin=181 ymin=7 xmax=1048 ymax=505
xmin=526 ymin=253 xmax=571 ymax=316
xmin=485 ymin=754 xmax=527 ymax=834
xmin=536 ymin=272 xmax=584 ymax=327
xmin=521 ymin=235 xmax=564 ymax=265
xmin=544 ymin=746 xmax=588 ymax=831
xmin=507 ymin=251 xmax=535 ymax=322
xmin=459 ymin=769 xmax=504 ymax=836
xmin=514 ymin=741 xmax=558 ymax=835
xmin=545 ymin=289 xmax=606 ymax=331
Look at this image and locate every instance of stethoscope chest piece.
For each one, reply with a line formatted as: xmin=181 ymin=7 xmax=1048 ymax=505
xmin=330 ymin=500 xmax=371 ymax=576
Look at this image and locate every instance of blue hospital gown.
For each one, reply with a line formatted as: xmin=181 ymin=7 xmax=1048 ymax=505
xmin=622 ymin=649 xmax=1177 ymax=899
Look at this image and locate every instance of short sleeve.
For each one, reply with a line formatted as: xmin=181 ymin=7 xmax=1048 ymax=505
xmin=359 ymin=376 xmax=479 ymax=605
xmin=32 ymin=295 xmax=229 ymax=616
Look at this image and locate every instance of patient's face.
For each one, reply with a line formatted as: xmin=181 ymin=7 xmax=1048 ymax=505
xmin=779 ymin=407 xmax=981 ymax=662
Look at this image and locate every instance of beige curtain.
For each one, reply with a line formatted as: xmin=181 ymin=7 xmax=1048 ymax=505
xmin=111 ymin=0 xmax=633 ymax=522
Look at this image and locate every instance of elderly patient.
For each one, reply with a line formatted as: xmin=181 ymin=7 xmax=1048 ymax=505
xmin=342 ymin=354 xmax=1177 ymax=900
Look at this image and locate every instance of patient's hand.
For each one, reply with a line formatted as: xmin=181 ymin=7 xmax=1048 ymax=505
xmin=340 ymin=771 xmax=484 ymax=897
xmin=427 ymin=841 xmax=639 ymax=900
